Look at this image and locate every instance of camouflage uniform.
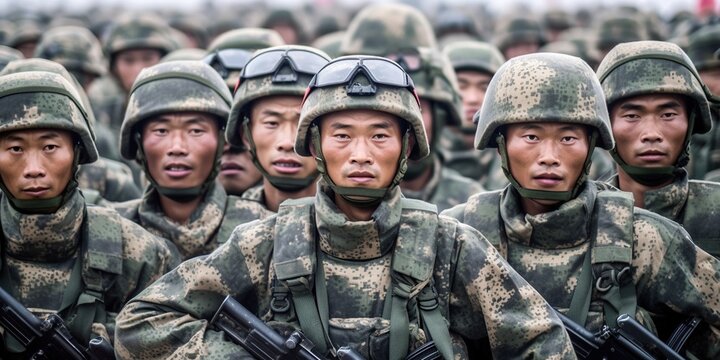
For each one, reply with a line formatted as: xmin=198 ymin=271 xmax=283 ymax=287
xmin=0 ymin=58 xmax=142 ymax=204
xmin=112 ymin=61 xmax=269 ymax=260
xmin=341 ymin=4 xmax=484 ymax=212
xmin=442 ymin=53 xmax=720 ymax=359
xmin=598 ymin=41 xmax=720 ymax=260
xmin=33 ymin=25 xmax=121 ymax=162
xmin=0 ymin=71 xmax=179 ymax=352
xmin=114 ymin=56 xmax=575 ymax=360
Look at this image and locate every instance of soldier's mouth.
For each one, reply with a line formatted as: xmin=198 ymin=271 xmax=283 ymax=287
xmin=272 ymin=159 xmax=302 ymax=174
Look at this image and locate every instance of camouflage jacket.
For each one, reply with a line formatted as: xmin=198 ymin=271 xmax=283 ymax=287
xmin=114 ymin=183 xmax=575 ymax=359
xmin=607 ymin=170 xmax=720 ymax=258
xmin=438 ymin=128 xmax=507 ymax=191
xmin=0 ymin=189 xmax=179 ymax=347
xmin=113 ymin=182 xmax=272 ymax=260
xmin=78 ymin=157 xmax=142 ymax=203
xmin=240 ymin=183 xmax=264 ymax=202
xmin=442 ymin=181 xmax=720 ymax=359
xmin=402 ymin=155 xmax=485 ymax=212
xmin=86 ymin=74 xmax=127 ymax=135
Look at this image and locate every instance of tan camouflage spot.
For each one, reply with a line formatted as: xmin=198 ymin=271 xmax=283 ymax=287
xmin=632 ymin=219 xmax=666 ymax=279
xmin=177 ymin=261 xmax=230 ymax=295
xmin=21 ymin=105 xmax=41 ymax=121
xmin=237 ymin=223 xmax=273 ymax=287
xmin=495 ymin=58 xmax=556 ymax=119
xmin=468 ymin=249 xmax=515 ymax=348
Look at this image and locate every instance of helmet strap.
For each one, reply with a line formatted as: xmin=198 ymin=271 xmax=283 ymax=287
xmin=310 ymin=124 xmax=409 ymax=207
xmin=611 ymin=111 xmax=695 ymax=187
xmin=134 ymin=128 xmax=225 ymax=203
xmin=496 ymin=130 xmax=597 ymax=202
xmin=242 ymin=117 xmax=318 ymax=192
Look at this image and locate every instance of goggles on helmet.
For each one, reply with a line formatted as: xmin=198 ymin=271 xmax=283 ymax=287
xmin=303 ymin=55 xmax=421 ymax=105
xmin=240 ymin=48 xmax=328 ymax=83
xmin=203 ymin=49 xmax=254 ymax=79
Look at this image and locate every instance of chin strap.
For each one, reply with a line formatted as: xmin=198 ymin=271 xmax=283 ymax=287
xmin=610 ymin=111 xmax=695 ymax=187
xmin=309 ymin=124 xmax=410 ymax=207
xmin=0 ymin=143 xmax=82 ymax=214
xmin=242 ymin=118 xmax=318 ymax=193
xmin=134 ymin=129 xmax=225 ymax=203
xmin=496 ymin=131 xmax=597 ymax=202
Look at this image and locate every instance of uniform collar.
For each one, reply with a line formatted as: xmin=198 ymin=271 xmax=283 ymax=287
xmin=642 ymin=169 xmax=689 ymax=221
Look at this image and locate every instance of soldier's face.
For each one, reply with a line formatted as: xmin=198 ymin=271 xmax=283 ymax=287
xmin=457 ymin=70 xmax=492 ymax=127
xmin=0 ymin=129 xmax=75 ymax=200
xmin=610 ymin=94 xmax=689 ymax=168
xmin=219 ymin=143 xmax=262 ymax=196
xmin=700 ymin=68 xmax=720 ymax=97
xmin=420 ymin=99 xmax=433 ymax=143
xmin=318 ymin=110 xmax=405 ymax=190
xmin=141 ymin=112 xmax=219 ymax=190
xmin=249 ymin=96 xmax=317 ymax=181
xmin=113 ymin=48 xmax=163 ymax=92
xmin=503 ymin=41 xmax=540 ymax=60
xmin=505 ymin=122 xmax=589 ymax=198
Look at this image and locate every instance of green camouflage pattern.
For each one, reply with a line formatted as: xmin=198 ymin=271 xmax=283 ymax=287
xmin=227 ymin=45 xmax=330 ymax=149
xmin=596 ymin=40 xmax=713 ymax=135
xmin=34 ymin=25 xmax=107 ymax=76
xmin=0 ymin=45 xmax=23 ymax=71
xmin=339 ymin=3 xmax=438 ymax=56
xmin=543 ymin=10 xmax=573 ymax=31
xmin=0 ymin=70 xmax=98 ymax=163
xmin=401 ymin=155 xmax=485 ymax=212
xmin=412 ymin=47 xmax=464 ymax=127
xmin=0 ymin=189 xmax=179 ymax=343
xmin=442 ymin=182 xmax=720 ymax=358
xmin=159 ymin=48 xmax=207 ymax=62
xmin=240 ymin=183 xmax=264 ymax=202
xmin=102 ymin=14 xmax=178 ymax=60
xmin=557 ymin=28 xmax=603 ymax=70
xmin=77 ymin=157 xmax=142 ymax=203
xmin=114 ymin=182 xmax=575 ymax=359
xmin=474 ymin=52 xmax=614 ymax=150
xmin=438 ymin=127 xmax=507 ymax=190
xmin=206 ymin=28 xmax=285 ymax=52
xmin=687 ymin=24 xmax=720 ymax=71
xmin=311 ymin=31 xmax=345 ymax=59
xmin=120 ymin=60 xmax=232 ymax=160
xmin=113 ymin=183 xmax=272 ymax=260
xmin=606 ymin=170 xmax=720 ymax=258
xmin=596 ymin=13 xmax=647 ymax=51
xmin=7 ymin=19 xmax=43 ymax=48
xmin=86 ymin=73 xmax=126 ymax=135
xmin=493 ymin=15 xmax=546 ymax=52
xmin=442 ymin=40 xmax=505 ymax=75
xmin=296 ymin=75 xmax=430 ymax=161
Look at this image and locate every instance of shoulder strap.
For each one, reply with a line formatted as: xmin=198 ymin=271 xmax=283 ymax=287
xmin=591 ymin=191 xmax=636 ymax=328
xmin=64 ymin=206 xmax=124 ymax=343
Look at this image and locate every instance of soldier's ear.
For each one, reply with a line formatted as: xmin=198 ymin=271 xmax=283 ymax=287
xmin=406 ymin=132 xmax=416 ymax=159
xmin=309 ymin=142 xmax=317 ymax=157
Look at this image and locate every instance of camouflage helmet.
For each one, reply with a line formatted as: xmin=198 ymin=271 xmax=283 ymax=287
xmin=160 ymin=48 xmax=207 ymax=62
xmin=120 ymin=60 xmax=232 ymax=160
xmin=0 ymin=20 xmax=14 ymax=46
xmin=34 ymin=26 xmax=107 ymax=77
xmin=102 ymin=15 xmax=178 ymax=61
xmin=687 ymin=23 xmax=720 ymax=71
xmin=596 ymin=40 xmax=712 ymax=135
xmin=475 ymin=52 xmax=613 ymax=151
xmin=296 ymin=56 xmax=429 ymax=161
xmin=340 ymin=3 xmax=437 ymax=56
xmin=596 ymin=14 xmax=647 ymax=52
xmin=493 ymin=15 xmax=546 ymax=53
xmin=7 ymin=19 xmax=43 ymax=49
xmin=311 ymin=31 xmax=345 ymax=59
xmin=412 ymin=46 xmax=463 ymax=126
xmin=226 ymin=45 xmax=331 ymax=148
xmin=206 ymin=28 xmax=285 ymax=53
xmin=543 ymin=10 xmax=574 ymax=32
xmin=442 ymin=40 xmax=505 ymax=75
xmin=0 ymin=45 xmax=23 ymax=71
xmin=0 ymin=70 xmax=98 ymax=164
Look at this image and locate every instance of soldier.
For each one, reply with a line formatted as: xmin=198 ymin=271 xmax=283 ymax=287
xmin=442 ymin=53 xmax=720 ymax=359
xmin=224 ymin=45 xmax=328 ymax=208
xmin=0 ymin=70 xmax=178 ymax=354
xmin=599 ymin=41 xmax=720 ymax=261
xmin=114 ymin=55 xmax=575 ymax=359
xmin=112 ymin=60 xmax=270 ymax=260
xmin=595 ymin=13 xmax=647 ymax=60
xmin=204 ymin=28 xmax=285 ymax=196
xmin=493 ymin=15 xmax=546 ymax=59
xmin=440 ymin=40 xmax=506 ymax=190
xmin=341 ymin=3 xmax=485 ymax=211
xmin=0 ymin=58 xmax=142 ymax=204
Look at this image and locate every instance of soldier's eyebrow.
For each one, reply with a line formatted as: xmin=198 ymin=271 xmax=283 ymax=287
xmin=656 ymin=100 xmax=684 ymax=110
xmin=329 ymin=122 xmax=352 ymax=130
xmin=617 ymin=102 xmax=644 ymax=111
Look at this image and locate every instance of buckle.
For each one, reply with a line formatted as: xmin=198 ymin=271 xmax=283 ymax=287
xmin=595 ymin=266 xmax=632 ymax=293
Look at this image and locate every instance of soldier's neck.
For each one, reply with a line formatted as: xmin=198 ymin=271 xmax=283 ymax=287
xmin=333 ymin=194 xmax=375 ymax=221
xmin=263 ymin=180 xmax=317 ymax=212
xmin=158 ymin=194 xmax=203 ymax=224
xmin=616 ymin=166 xmax=672 ymax=208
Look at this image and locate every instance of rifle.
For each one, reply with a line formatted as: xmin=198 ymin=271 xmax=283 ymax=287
xmin=211 ymin=295 xmax=443 ymax=360
xmin=557 ymin=311 xmax=685 ymax=360
xmin=0 ymin=286 xmax=114 ymax=360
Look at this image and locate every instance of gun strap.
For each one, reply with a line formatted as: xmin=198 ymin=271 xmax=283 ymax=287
xmin=565 ymin=244 xmax=593 ymax=326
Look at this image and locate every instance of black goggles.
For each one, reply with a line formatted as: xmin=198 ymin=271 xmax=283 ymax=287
xmin=203 ymin=49 xmax=254 ymax=79
xmin=303 ymin=55 xmax=420 ymax=105
xmin=385 ymin=48 xmax=422 ymax=72
xmin=240 ymin=48 xmax=329 ymax=83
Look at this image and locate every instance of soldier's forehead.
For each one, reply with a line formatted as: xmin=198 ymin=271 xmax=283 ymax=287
xmin=0 ymin=128 xmax=74 ymax=139
xmin=319 ymin=109 xmax=404 ymax=126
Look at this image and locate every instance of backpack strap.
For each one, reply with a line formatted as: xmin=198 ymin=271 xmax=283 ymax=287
xmin=591 ymin=191 xmax=636 ymax=328
xmin=272 ymin=197 xmax=330 ymax=354
xmin=65 ymin=206 xmax=123 ymax=343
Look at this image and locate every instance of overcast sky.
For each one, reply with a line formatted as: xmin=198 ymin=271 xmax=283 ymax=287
xmin=0 ymin=0 xmax=704 ymax=19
